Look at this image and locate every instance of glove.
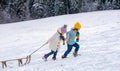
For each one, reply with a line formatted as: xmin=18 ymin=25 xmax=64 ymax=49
xmin=76 ymin=38 xmax=79 ymax=42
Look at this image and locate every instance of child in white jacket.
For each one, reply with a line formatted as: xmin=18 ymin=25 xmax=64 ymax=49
xmin=43 ymin=25 xmax=67 ymax=60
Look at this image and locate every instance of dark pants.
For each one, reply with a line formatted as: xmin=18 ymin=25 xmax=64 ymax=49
xmin=63 ymin=43 xmax=80 ymax=57
xmin=47 ymin=50 xmax=57 ymax=57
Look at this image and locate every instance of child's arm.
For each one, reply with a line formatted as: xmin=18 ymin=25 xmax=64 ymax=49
xmin=66 ymin=32 xmax=70 ymax=42
xmin=76 ymin=32 xmax=80 ymax=42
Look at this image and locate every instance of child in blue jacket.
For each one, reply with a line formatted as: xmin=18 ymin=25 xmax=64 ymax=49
xmin=62 ymin=22 xmax=81 ymax=58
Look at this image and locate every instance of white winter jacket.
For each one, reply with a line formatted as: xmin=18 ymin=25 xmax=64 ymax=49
xmin=48 ymin=32 xmax=60 ymax=52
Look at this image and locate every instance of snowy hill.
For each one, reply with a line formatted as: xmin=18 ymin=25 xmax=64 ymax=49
xmin=0 ymin=10 xmax=120 ymax=71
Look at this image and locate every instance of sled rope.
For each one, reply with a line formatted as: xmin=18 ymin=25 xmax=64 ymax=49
xmin=0 ymin=42 xmax=46 ymax=69
xmin=29 ymin=42 xmax=47 ymax=55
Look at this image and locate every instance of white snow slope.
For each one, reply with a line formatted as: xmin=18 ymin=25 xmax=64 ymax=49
xmin=0 ymin=10 xmax=120 ymax=71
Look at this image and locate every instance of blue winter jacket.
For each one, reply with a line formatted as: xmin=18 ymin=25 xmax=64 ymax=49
xmin=66 ymin=29 xmax=77 ymax=45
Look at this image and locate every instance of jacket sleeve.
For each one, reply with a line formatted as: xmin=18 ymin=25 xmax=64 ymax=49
xmin=76 ymin=32 xmax=80 ymax=42
xmin=57 ymin=28 xmax=61 ymax=34
xmin=66 ymin=32 xmax=70 ymax=42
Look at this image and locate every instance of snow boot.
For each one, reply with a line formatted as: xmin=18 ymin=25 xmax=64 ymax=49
xmin=61 ymin=55 xmax=66 ymax=59
xmin=52 ymin=57 xmax=56 ymax=60
xmin=42 ymin=54 xmax=48 ymax=61
xmin=73 ymin=52 xmax=78 ymax=57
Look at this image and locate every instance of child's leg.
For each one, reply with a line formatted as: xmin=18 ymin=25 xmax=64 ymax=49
xmin=53 ymin=51 xmax=58 ymax=57
xmin=46 ymin=50 xmax=54 ymax=56
xmin=62 ymin=44 xmax=73 ymax=58
xmin=73 ymin=43 xmax=80 ymax=57
xmin=44 ymin=50 xmax=54 ymax=59
xmin=73 ymin=43 xmax=79 ymax=53
xmin=52 ymin=51 xmax=58 ymax=60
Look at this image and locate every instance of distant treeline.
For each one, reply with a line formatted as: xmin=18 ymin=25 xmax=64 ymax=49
xmin=0 ymin=0 xmax=120 ymax=24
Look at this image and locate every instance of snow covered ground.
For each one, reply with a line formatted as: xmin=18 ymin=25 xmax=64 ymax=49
xmin=0 ymin=10 xmax=120 ymax=71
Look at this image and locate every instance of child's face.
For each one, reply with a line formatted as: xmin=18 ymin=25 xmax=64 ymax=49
xmin=74 ymin=29 xmax=79 ymax=32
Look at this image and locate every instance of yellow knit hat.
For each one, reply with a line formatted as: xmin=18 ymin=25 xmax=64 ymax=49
xmin=74 ymin=22 xmax=82 ymax=29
